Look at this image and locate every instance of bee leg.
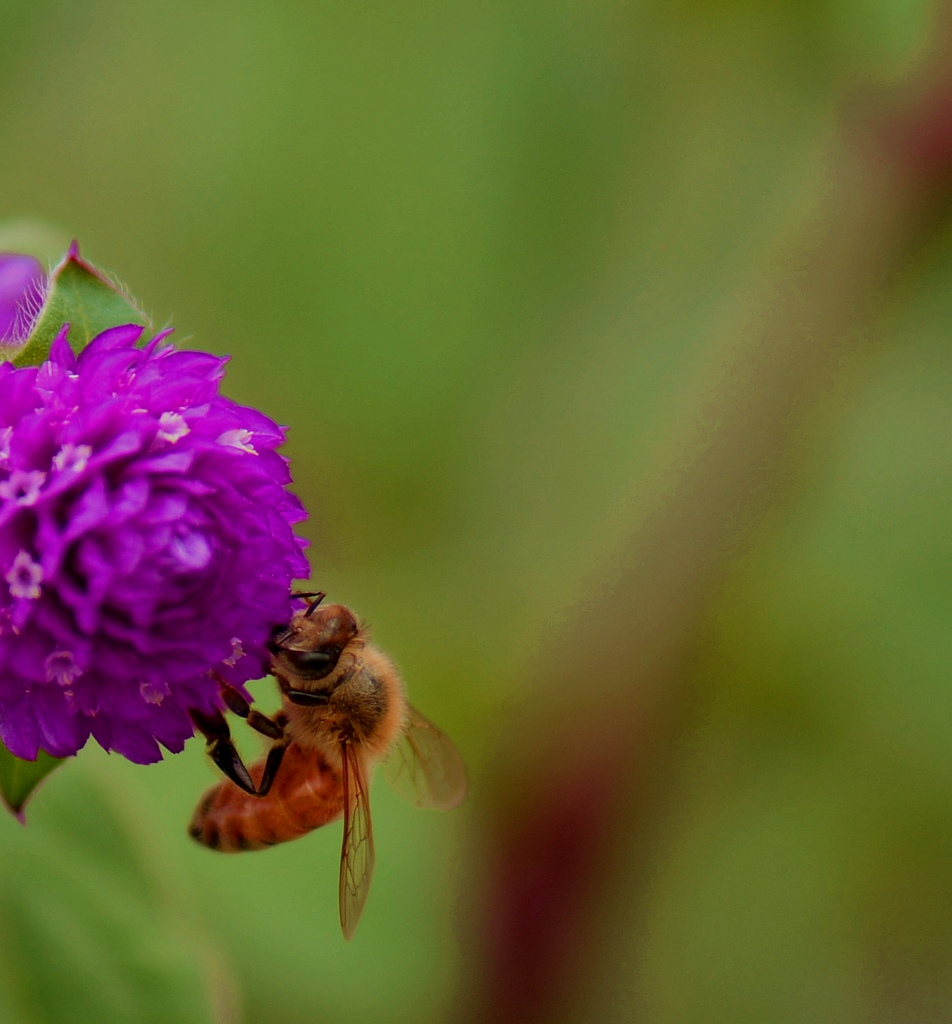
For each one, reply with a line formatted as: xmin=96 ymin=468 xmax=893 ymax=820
xmin=189 ymin=707 xmax=257 ymax=795
xmin=218 ymin=681 xmax=286 ymax=740
xmin=257 ymin=732 xmax=290 ymax=797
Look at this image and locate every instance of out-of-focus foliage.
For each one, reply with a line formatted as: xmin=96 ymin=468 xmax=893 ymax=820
xmin=0 ymin=0 xmax=950 ymax=1022
xmin=0 ymin=753 xmax=225 ymax=1023
xmin=626 ymin=286 xmax=952 ymax=1024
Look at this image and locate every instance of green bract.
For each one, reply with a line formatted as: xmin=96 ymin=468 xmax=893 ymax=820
xmin=10 ymin=243 xmax=150 ymax=367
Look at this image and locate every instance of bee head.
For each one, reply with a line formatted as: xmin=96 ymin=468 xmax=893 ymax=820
xmin=268 ymin=603 xmax=360 ymax=682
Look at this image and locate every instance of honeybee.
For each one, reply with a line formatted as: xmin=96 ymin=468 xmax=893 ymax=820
xmin=188 ymin=593 xmax=467 ymax=939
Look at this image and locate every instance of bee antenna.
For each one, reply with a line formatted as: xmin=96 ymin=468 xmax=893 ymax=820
xmin=300 ymin=592 xmax=327 ymax=618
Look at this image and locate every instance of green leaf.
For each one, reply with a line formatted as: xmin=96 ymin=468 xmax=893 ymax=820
xmin=10 ymin=242 xmax=150 ymax=367
xmin=0 ymin=743 xmax=65 ymax=822
xmin=0 ymin=761 xmax=227 ymax=1024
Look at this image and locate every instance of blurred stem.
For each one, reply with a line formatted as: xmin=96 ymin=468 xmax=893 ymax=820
xmin=460 ymin=11 xmax=952 ymax=1024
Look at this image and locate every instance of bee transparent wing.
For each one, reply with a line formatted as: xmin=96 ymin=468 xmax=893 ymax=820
xmin=338 ymin=741 xmax=375 ymax=941
xmin=382 ymin=704 xmax=468 ymax=811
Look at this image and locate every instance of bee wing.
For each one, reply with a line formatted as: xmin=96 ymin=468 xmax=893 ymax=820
xmin=382 ymin=704 xmax=468 ymax=811
xmin=339 ymin=741 xmax=375 ymax=941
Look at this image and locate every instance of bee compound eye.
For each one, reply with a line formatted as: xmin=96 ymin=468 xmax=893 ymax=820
xmin=268 ymin=623 xmax=292 ymax=650
xmin=286 ymin=648 xmax=336 ymax=679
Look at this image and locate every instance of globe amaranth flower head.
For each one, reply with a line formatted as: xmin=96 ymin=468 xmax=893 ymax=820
xmin=0 ymin=320 xmax=309 ymax=764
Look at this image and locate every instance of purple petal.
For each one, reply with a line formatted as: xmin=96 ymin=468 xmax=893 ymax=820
xmin=0 ymin=698 xmax=41 ymax=761
xmin=47 ymin=326 xmax=75 ymax=368
xmin=78 ymin=323 xmax=146 ymax=353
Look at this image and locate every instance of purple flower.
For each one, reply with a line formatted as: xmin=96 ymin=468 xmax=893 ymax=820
xmin=0 ymin=323 xmax=309 ymax=763
xmin=0 ymin=254 xmax=45 ymax=343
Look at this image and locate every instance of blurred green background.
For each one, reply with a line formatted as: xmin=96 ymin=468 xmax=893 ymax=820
xmin=0 ymin=0 xmax=951 ymax=1022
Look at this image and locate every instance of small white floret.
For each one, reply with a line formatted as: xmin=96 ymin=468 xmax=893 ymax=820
xmin=216 ymin=428 xmax=257 ymax=455
xmin=6 ymin=550 xmax=42 ymax=600
xmin=45 ymin=649 xmax=82 ymax=687
xmin=52 ymin=442 xmax=93 ymax=474
xmin=157 ymin=411 xmax=190 ymax=444
xmin=0 ymin=470 xmax=47 ymax=506
xmin=223 ymin=637 xmax=245 ymax=667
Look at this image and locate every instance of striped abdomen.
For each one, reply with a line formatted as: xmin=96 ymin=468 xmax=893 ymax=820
xmin=189 ymin=743 xmax=345 ymax=852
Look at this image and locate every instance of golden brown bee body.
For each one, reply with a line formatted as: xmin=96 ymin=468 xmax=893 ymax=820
xmin=190 ymin=743 xmax=345 ymax=853
xmin=188 ymin=597 xmax=467 ymax=938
